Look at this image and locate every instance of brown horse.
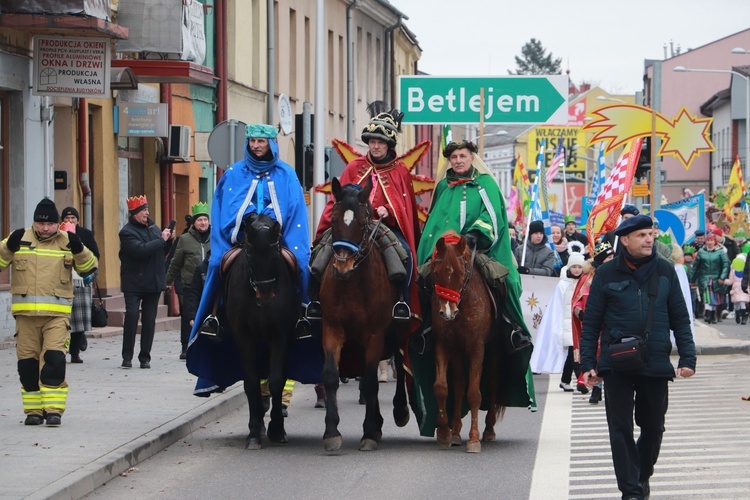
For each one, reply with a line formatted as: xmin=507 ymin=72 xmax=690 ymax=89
xmin=319 ymin=176 xmax=410 ymax=452
xmin=223 ymin=214 xmax=297 ymax=450
xmin=430 ymin=231 xmax=503 ymax=453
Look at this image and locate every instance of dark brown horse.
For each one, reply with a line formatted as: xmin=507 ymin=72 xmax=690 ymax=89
xmin=319 ymin=177 xmax=410 ymax=452
xmin=223 ymin=213 xmax=297 ymax=449
xmin=430 ymin=231 xmax=503 ymax=453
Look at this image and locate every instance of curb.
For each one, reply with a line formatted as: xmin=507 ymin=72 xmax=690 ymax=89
xmin=696 ymin=343 xmax=750 ymax=356
xmin=27 ymin=385 xmax=247 ymax=500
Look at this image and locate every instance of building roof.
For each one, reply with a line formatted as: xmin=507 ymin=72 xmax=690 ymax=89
xmin=700 ymin=88 xmax=731 ymax=116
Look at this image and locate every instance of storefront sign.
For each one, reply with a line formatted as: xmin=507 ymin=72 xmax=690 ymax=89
xmin=33 ymin=36 xmax=111 ymax=98
xmin=118 ymin=103 xmax=168 ymax=137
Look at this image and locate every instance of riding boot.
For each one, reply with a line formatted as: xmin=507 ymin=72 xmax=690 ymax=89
xmin=508 ymin=321 xmax=532 ymax=352
xmin=199 ymin=315 xmax=221 ymax=340
xmin=392 ymin=290 xmax=411 ymax=321
xmin=306 ymin=276 xmax=322 ymax=321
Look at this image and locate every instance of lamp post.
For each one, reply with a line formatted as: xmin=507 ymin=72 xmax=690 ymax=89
xmin=674 ymin=65 xmax=750 ymax=180
xmin=596 ymin=95 xmax=626 ymax=104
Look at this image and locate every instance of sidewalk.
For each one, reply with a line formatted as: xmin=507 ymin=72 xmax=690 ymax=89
xmin=0 ymin=321 xmax=748 ymax=499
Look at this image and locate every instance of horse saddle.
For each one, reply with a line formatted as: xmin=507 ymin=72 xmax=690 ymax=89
xmin=220 ymin=245 xmax=299 ymax=278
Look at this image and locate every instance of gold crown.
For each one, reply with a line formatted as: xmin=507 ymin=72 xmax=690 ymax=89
xmin=593 ymin=240 xmax=613 ymax=257
xmin=126 ymin=195 xmax=148 ymax=211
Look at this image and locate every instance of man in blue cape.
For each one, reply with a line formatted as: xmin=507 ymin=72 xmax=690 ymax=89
xmin=186 ymin=123 xmax=321 ymax=396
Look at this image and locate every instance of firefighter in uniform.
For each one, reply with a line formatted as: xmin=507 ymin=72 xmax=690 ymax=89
xmin=0 ymin=198 xmax=98 ymax=426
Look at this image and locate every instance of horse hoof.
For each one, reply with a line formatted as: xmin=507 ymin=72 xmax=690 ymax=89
xmin=268 ymin=430 xmax=288 ymax=444
xmin=245 ymin=437 xmax=262 ymax=450
xmin=324 ymin=435 xmax=342 ymax=452
xmin=437 ymin=437 xmax=451 ymax=449
xmin=451 ymin=435 xmax=462 ymax=447
xmin=393 ymin=408 xmax=410 ymax=428
xmin=466 ymin=441 xmax=481 ymax=453
xmin=482 ymin=430 xmax=496 ymax=442
xmin=359 ymin=438 xmax=379 ymax=451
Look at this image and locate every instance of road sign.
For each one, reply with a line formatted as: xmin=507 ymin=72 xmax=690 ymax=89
xmin=632 ymin=184 xmax=650 ymax=197
xmin=207 ymin=119 xmax=246 ymax=169
xmin=278 ymin=94 xmax=293 ymax=135
xmin=398 ymin=75 xmax=568 ymax=125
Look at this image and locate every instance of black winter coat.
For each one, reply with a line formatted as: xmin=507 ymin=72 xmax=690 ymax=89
xmin=75 ymin=225 xmax=100 ymax=258
xmin=119 ymin=218 xmax=170 ymax=293
xmin=185 ymin=256 xmax=209 ymax=321
xmin=580 ymin=252 xmax=696 ymax=378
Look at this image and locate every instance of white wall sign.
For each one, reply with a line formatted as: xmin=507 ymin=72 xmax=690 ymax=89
xmin=33 ymin=36 xmax=111 ymax=98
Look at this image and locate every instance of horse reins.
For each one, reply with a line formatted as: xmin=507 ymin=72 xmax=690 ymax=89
xmin=331 ymin=204 xmax=381 ymax=271
xmin=433 ymin=235 xmax=476 ymax=307
xmin=244 ymin=231 xmax=280 ymax=292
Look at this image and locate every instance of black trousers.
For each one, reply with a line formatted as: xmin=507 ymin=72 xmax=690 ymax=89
xmin=561 ymin=346 xmax=581 ymax=384
xmin=603 ymin=371 xmax=669 ymax=499
xmin=178 ymin=288 xmax=191 ymax=350
xmin=122 ymin=291 xmax=161 ymax=363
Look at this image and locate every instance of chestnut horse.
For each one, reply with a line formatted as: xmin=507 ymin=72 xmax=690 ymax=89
xmin=430 ymin=231 xmax=503 ymax=453
xmin=223 ymin=214 xmax=297 ymax=449
xmin=319 ymin=177 xmax=410 ymax=452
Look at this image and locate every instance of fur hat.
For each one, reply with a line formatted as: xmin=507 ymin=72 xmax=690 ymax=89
xmin=34 ymin=198 xmax=59 ymax=223
xmin=361 ymin=101 xmax=403 ymax=148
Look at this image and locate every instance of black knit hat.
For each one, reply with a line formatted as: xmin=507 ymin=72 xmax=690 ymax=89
xmin=529 ymin=220 xmax=545 ymax=235
xmin=34 ymin=198 xmax=59 ymax=223
xmin=61 ymin=206 xmax=80 ymax=221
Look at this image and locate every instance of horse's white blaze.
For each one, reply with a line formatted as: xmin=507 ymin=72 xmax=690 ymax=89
xmin=343 ymin=209 xmax=354 ymax=226
xmin=442 ymin=301 xmax=452 ymax=318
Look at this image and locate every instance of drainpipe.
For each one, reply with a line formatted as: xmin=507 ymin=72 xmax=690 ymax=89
xmin=346 ymin=0 xmax=361 ymax=143
xmin=383 ymin=16 xmax=402 ymax=107
xmin=77 ymin=98 xmax=92 ymax=229
xmin=215 ymin=0 xmax=228 ymax=182
xmin=160 ymin=84 xmax=174 ymax=227
xmin=267 ymin=0 xmax=274 ymax=125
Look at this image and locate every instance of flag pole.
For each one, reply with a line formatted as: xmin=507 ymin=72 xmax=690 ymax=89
xmin=562 ymin=145 xmax=568 ymax=214
xmin=612 ymin=193 xmax=629 ymax=252
xmin=521 ymin=172 xmax=537 ymax=267
xmin=478 ymin=88 xmax=485 ymax=158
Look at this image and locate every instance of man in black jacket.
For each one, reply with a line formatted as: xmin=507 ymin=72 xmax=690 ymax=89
xmin=581 ymin=215 xmax=696 ymax=500
xmin=118 ymin=195 xmax=173 ymax=369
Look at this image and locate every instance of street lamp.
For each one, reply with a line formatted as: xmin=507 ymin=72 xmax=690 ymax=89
xmin=732 ymin=47 xmax=750 ymax=55
xmin=469 ymin=130 xmax=508 ymax=142
xmin=674 ymin=65 xmax=750 ymax=179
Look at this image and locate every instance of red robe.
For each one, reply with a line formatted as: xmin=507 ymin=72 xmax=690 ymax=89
xmin=571 ymin=270 xmax=596 ymax=363
xmin=316 ymin=153 xmax=422 ymax=324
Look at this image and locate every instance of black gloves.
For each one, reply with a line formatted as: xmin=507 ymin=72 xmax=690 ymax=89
xmin=465 ymin=231 xmax=481 ymax=250
xmin=6 ymin=228 xmax=25 ymax=252
xmin=517 ymin=266 xmax=530 ymax=274
xmin=67 ymin=231 xmax=84 ymax=254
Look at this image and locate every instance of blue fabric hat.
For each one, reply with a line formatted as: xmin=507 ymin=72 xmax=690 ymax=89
xmin=694 ymin=229 xmax=705 ymax=236
xmin=614 ymin=214 xmax=653 ymax=237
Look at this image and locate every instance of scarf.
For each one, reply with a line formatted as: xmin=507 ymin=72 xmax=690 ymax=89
xmin=246 ymin=148 xmax=276 ymax=174
xmin=370 ymin=149 xmax=396 ymax=166
xmin=446 ymin=167 xmax=477 ymax=187
xmin=622 ymin=247 xmax=657 ymax=285
xmin=554 ymin=237 xmax=569 ymax=254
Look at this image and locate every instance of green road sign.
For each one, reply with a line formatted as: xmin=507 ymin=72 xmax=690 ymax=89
xmin=398 ymin=75 xmax=568 ymax=125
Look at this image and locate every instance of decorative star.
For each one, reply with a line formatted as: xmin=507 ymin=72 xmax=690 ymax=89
xmin=526 ymin=292 xmax=539 ymax=310
xmin=314 ymin=139 xmax=435 ymax=221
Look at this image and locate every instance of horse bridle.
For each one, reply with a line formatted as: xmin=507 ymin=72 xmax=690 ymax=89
xmin=244 ymin=231 xmax=280 ymax=292
xmin=331 ymin=202 xmax=381 ymax=272
xmin=432 ymin=235 xmax=476 ymax=307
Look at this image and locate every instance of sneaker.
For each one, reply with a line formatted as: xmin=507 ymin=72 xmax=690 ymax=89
xmin=589 ymin=386 xmax=602 ymax=404
xmin=121 ymin=360 xmax=132 ymax=368
xmin=576 ymin=383 xmax=589 ymax=394
xmin=24 ymin=414 xmax=44 ymax=426
xmin=559 ymin=382 xmax=574 ymax=392
xmin=392 ymin=301 xmax=411 ymax=321
xmin=45 ymin=413 xmax=62 ymax=426
xmin=281 ymin=404 xmax=289 ymax=418
xmin=200 ymin=316 xmax=220 ymax=336
xmin=340 ymin=377 xmax=349 ymax=383
xmin=306 ymin=301 xmax=322 ymax=321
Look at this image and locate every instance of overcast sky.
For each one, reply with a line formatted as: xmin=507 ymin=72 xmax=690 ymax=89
xmin=399 ymin=0 xmax=750 ymax=95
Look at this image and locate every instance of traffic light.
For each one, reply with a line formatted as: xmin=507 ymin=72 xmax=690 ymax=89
xmin=635 ymin=137 xmax=651 ymax=181
xmin=295 ymin=113 xmax=313 ymax=190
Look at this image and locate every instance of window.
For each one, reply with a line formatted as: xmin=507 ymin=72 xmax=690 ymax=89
xmin=118 ymin=136 xmax=144 ymax=197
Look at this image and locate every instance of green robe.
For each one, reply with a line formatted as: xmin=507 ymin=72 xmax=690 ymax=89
xmin=411 ymin=168 xmax=537 ymax=437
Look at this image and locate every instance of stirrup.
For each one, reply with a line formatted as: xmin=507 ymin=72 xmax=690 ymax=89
xmin=200 ymin=315 xmax=220 ymax=336
xmin=295 ymin=318 xmax=313 ymax=339
xmin=306 ymin=301 xmax=322 ymax=321
xmin=509 ymin=327 xmax=532 ymax=352
xmin=392 ymin=301 xmax=411 ymax=321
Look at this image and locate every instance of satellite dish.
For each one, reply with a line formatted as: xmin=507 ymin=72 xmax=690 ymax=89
xmin=278 ymin=94 xmax=293 ymax=135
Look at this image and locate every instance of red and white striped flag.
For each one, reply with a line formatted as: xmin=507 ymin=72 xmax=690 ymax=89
xmin=586 ymin=138 xmax=644 ymax=250
xmin=546 ymin=142 xmax=564 ymax=186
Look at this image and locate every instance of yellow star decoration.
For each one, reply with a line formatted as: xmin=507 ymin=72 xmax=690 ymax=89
xmin=584 ymin=104 xmax=714 ymax=170
xmin=314 ymin=139 xmax=435 ymax=221
xmin=526 ymin=292 xmax=539 ymax=310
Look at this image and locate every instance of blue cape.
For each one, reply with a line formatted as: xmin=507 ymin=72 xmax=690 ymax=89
xmin=186 ymin=138 xmax=322 ymax=396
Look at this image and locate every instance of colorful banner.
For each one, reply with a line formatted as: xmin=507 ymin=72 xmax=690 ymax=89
xmin=520 ymin=275 xmax=558 ymax=343
xmin=527 ymin=126 xmax=586 ymax=179
xmin=643 ymin=193 xmax=706 ymax=245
